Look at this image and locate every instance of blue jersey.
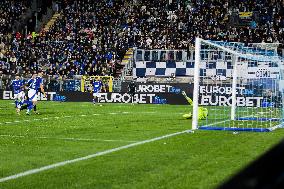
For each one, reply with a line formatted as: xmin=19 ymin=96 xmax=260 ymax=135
xmin=11 ymin=79 xmax=24 ymax=94
xmin=28 ymin=77 xmax=43 ymax=91
xmin=93 ymin=81 xmax=102 ymax=93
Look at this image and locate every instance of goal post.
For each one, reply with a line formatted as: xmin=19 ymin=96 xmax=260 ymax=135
xmin=192 ymin=38 xmax=284 ymax=132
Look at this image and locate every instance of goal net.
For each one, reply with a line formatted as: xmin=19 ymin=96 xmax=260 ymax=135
xmin=192 ymin=38 xmax=284 ymax=132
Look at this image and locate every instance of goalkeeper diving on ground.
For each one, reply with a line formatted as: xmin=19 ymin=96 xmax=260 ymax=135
xmin=181 ymin=91 xmax=208 ymax=120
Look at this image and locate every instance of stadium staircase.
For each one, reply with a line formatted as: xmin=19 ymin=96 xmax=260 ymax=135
xmin=113 ymin=48 xmax=134 ymax=92
xmin=116 ymin=48 xmax=134 ymax=76
xmin=123 ymin=48 xmax=134 ymax=76
xmin=43 ymin=13 xmax=61 ymax=31
xmin=122 ymin=48 xmax=134 ymax=65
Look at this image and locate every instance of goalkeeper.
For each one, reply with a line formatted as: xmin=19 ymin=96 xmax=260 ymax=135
xmin=181 ymin=91 xmax=208 ymax=120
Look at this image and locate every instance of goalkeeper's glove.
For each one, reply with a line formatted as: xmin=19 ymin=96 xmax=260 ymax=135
xmin=182 ymin=91 xmax=193 ymax=105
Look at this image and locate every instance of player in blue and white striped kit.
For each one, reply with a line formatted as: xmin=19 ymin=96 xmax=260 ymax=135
xmin=11 ymin=74 xmax=25 ymax=114
xmin=26 ymin=71 xmax=46 ymax=115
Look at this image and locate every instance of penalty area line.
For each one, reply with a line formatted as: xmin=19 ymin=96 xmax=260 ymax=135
xmin=0 ymin=129 xmax=192 ymax=183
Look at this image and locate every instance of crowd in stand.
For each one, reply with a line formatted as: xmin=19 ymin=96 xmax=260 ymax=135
xmin=132 ymin=0 xmax=284 ymax=48
xmin=0 ymin=1 xmax=29 ymax=35
xmin=0 ymin=0 xmax=283 ymax=87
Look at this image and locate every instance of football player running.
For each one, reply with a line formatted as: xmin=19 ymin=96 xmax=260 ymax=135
xmin=11 ymin=74 xmax=25 ymax=114
xmin=26 ymin=71 xmax=46 ymax=115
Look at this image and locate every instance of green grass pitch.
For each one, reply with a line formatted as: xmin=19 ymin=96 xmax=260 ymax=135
xmin=0 ymin=100 xmax=284 ymax=189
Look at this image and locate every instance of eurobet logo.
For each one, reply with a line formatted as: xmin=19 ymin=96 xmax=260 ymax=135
xmin=153 ymin=96 xmax=167 ymax=104
xmin=53 ymin=94 xmax=67 ymax=102
xmin=99 ymin=93 xmax=156 ymax=104
xmin=2 ymin=91 xmax=59 ymax=101
xmin=137 ymin=84 xmax=181 ymax=94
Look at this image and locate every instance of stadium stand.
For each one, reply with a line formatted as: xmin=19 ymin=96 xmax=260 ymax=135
xmin=0 ymin=1 xmax=29 ymax=35
xmin=0 ymin=0 xmax=283 ymax=90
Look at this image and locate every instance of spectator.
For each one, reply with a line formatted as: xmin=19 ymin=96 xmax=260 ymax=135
xmin=0 ymin=0 xmax=282 ymax=82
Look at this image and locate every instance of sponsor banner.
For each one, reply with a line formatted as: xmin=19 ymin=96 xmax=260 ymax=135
xmin=1 ymin=91 xmax=59 ymax=101
xmin=98 ymin=93 xmax=187 ymax=104
xmin=0 ymin=90 xmax=92 ymax=102
xmin=121 ymin=82 xmax=192 ymax=94
xmin=255 ymin=68 xmax=271 ymax=78
xmin=0 ymin=90 xmax=187 ymax=105
xmin=198 ymin=85 xmax=280 ymax=107
xmin=121 ymin=83 xmax=268 ymax=107
xmin=56 ymin=91 xmax=92 ymax=102
xmin=1 ymin=82 xmax=279 ymax=107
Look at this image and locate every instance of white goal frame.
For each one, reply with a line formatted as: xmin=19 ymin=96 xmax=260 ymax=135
xmin=192 ymin=37 xmax=284 ymax=132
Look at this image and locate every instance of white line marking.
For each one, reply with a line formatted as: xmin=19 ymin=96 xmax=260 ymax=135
xmin=52 ymin=137 xmax=137 ymax=143
xmin=51 ymin=137 xmax=137 ymax=143
xmin=0 ymin=111 xmax=182 ymax=125
xmin=0 ymin=129 xmax=191 ymax=183
xmin=0 ymin=135 xmax=25 ymax=138
xmin=0 ymin=135 xmax=138 ymax=143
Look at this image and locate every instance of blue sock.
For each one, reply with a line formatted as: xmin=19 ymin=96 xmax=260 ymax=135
xmin=17 ymin=101 xmax=23 ymax=109
xmin=27 ymin=101 xmax=33 ymax=112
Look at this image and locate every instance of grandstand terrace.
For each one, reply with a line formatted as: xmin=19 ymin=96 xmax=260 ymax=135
xmin=0 ymin=0 xmax=283 ymax=90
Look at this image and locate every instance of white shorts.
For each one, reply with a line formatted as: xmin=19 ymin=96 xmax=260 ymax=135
xmin=14 ymin=91 xmax=25 ymax=102
xmin=14 ymin=93 xmax=20 ymax=100
xmin=28 ymin=89 xmax=38 ymax=102
xmin=93 ymin=92 xmax=101 ymax=98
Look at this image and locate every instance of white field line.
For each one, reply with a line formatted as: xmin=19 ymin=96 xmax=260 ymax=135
xmin=0 ymin=129 xmax=191 ymax=183
xmin=0 ymin=111 xmax=184 ymax=126
xmin=0 ymin=114 xmax=99 ymax=125
xmin=0 ymin=135 xmax=138 ymax=143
